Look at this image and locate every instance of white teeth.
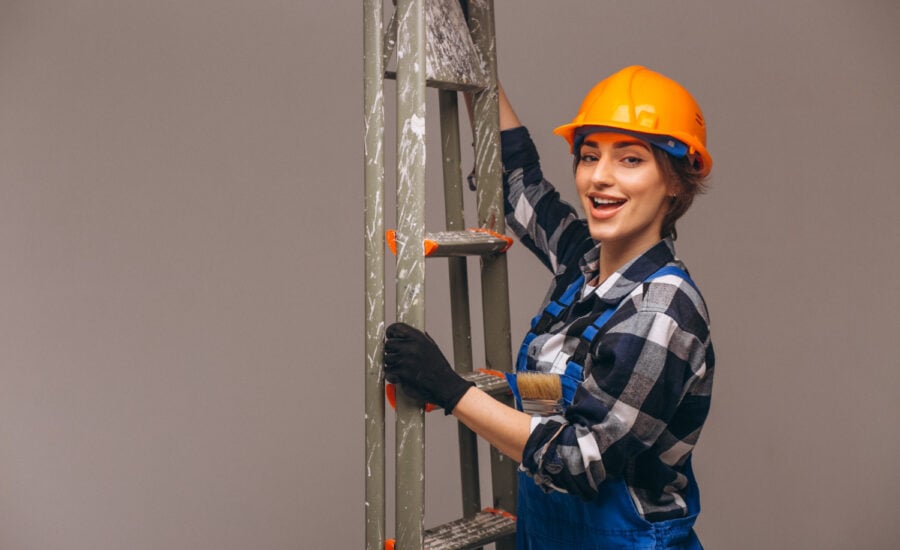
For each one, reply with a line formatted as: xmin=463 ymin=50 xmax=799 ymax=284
xmin=592 ymin=197 xmax=625 ymax=206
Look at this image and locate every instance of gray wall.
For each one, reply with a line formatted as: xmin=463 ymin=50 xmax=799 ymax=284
xmin=1 ymin=1 xmax=898 ymax=548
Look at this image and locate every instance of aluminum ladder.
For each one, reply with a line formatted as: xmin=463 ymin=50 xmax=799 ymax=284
xmin=364 ymin=0 xmax=517 ymax=548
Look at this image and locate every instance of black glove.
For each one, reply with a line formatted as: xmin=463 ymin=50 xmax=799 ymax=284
xmin=383 ymin=322 xmax=475 ymax=414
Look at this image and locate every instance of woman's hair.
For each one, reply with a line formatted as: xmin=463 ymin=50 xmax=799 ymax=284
xmin=573 ymin=144 xmax=710 ymax=240
xmin=652 ymin=147 xmax=709 ymax=240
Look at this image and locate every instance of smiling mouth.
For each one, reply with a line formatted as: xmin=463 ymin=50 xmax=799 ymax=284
xmin=591 ymin=197 xmax=627 ymax=209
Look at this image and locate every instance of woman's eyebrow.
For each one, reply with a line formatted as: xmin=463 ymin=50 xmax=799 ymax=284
xmin=613 ymin=139 xmax=650 ymax=150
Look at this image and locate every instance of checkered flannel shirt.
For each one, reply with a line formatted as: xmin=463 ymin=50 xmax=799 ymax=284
xmin=502 ymin=126 xmax=715 ymax=522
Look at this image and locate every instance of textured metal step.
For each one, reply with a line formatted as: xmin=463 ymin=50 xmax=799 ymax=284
xmin=386 ymin=370 xmax=509 ymax=414
xmin=383 ymin=0 xmax=489 ymax=92
xmin=386 ymin=229 xmax=513 ymax=258
xmin=461 ymin=369 xmax=510 ymax=399
xmin=424 ymin=509 xmax=516 ymax=550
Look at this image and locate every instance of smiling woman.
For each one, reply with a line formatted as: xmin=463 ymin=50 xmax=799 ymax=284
xmin=384 ymin=65 xmax=716 ymax=549
xmin=574 ymin=133 xmax=672 ymax=281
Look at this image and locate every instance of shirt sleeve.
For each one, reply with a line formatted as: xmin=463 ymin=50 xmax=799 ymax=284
xmin=519 ymin=306 xmax=711 ymax=499
xmin=501 ymin=126 xmax=591 ymax=274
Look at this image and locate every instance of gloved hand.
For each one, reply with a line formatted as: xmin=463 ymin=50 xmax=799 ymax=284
xmin=383 ymin=322 xmax=475 ymax=414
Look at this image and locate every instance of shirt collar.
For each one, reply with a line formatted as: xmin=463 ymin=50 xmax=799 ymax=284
xmin=578 ymin=238 xmax=678 ymax=306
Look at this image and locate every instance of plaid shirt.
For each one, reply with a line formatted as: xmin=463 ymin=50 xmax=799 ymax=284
xmin=502 ymin=127 xmax=715 ymax=522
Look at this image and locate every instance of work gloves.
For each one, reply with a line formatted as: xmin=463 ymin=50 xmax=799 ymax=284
xmin=383 ymin=322 xmax=475 ymax=414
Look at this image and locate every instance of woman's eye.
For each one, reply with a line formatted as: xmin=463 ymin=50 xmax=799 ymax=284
xmin=580 ymin=154 xmax=598 ymax=163
xmin=622 ymin=156 xmax=644 ymax=166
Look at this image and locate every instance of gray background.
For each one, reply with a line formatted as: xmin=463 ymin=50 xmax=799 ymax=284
xmin=2 ymin=1 xmax=899 ymax=548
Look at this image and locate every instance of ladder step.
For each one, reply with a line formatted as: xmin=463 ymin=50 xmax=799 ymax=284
xmin=387 ymin=370 xmax=509 ymax=414
xmin=423 ymin=509 xmax=517 ymax=550
xmin=382 ymin=0 xmax=489 ymax=92
xmin=383 ymin=70 xmax=486 ymax=92
xmin=461 ymin=370 xmax=510 ymax=399
xmin=386 ymin=229 xmax=513 ymax=258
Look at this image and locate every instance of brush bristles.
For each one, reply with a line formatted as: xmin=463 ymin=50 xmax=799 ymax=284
xmin=516 ymin=373 xmax=562 ymax=401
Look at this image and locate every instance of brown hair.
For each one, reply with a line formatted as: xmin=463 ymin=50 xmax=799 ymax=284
xmin=572 ymin=145 xmax=710 ymax=240
xmin=652 ymin=147 xmax=709 ymax=240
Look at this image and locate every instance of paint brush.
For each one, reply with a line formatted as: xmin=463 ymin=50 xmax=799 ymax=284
xmin=515 ymin=372 xmax=563 ymax=415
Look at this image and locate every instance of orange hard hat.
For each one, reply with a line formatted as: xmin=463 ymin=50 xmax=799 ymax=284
xmin=554 ymin=65 xmax=712 ymax=176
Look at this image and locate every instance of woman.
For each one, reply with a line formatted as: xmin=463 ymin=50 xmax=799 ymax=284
xmin=384 ymin=65 xmax=714 ymax=549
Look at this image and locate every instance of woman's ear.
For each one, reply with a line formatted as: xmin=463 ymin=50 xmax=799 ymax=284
xmin=665 ymin=176 xmax=685 ymax=199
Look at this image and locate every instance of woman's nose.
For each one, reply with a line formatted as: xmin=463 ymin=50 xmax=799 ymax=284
xmin=589 ymin=157 xmax=613 ymax=186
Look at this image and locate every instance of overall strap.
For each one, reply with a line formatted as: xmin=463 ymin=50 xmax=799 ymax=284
xmin=517 ymin=274 xmax=585 ymax=373
xmin=559 ymin=295 xmax=621 ymax=406
xmin=561 ymin=265 xmax=696 ymax=405
xmin=531 ymin=274 xmax=585 ymax=331
xmin=580 ymin=265 xmax=695 ymax=343
xmin=581 ymin=264 xmax=695 ymax=344
xmin=646 ymin=265 xmax=697 ymax=290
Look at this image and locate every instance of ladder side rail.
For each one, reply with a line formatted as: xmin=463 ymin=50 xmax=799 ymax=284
xmin=438 ymin=89 xmax=482 ymax=520
xmin=363 ymin=0 xmax=386 ymax=548
xmin=394 ymin=0 xmax=427 ymax=548
xmin=382 ymin=8 xmax=398 ymax=71
xmin=467 ymin=2 xmax=518 ymax=548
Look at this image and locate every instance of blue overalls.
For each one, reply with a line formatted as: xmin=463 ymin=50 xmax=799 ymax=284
xmin=509 ymin=266 xmax=704 ymax=549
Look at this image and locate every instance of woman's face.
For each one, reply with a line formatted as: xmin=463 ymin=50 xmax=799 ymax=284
xmin=574 ymin=132 xmax=671 ymax=257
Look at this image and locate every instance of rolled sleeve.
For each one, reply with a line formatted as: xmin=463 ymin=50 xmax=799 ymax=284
xmin=500 ymin=127 xmax=589 ymax=274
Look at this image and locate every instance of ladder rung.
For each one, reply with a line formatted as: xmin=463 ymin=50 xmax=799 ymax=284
xmin=423 ymin=509 xmax=516 ymax=550
xmin=384 ymin=70 xmax=486 ymax=92
xmin=382 ymin=0 xmax=490 ymax=93
xmin=386 ymin=229 xmax=513 ymax=258
xmin=387 ymin=371 xmax=508 ymax=414
xmin=461 ymin=370 xmax=510 ymax=398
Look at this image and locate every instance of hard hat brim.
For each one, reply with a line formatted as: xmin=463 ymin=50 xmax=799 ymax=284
xmin=554 ymin=123 xmax=713 ymax=176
